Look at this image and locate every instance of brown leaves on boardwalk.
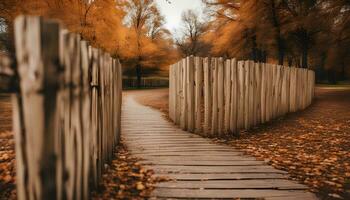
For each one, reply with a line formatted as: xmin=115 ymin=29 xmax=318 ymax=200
xmin=223 ymin=88 xmax=350 ymax=199
xmin=91 ymin=143 xmax=168 ymax=199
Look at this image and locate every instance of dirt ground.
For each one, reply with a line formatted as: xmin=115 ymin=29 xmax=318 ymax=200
xmin=131 ymin=87 xmax=350 ymax=200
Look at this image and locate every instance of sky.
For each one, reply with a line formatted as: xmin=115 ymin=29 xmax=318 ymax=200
xmin=155 ymin=0 xmax=205 ymax=33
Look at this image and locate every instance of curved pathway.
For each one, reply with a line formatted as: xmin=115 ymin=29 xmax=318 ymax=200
xmin=122 ymin=93 xmax=317 ymax=199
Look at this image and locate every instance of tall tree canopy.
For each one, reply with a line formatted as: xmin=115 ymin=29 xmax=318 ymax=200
xmin=122 ymin=0 xmax=178 ymax=86
xmin=202 ymin=0 xmax=350 ymax=82
xmin=0 ymin=0 xmax=178 ymax=86
xmin=175 ymin=9 xmax=208 ymax=57
xmin=0 ymin=0 xmax=349 ymax=83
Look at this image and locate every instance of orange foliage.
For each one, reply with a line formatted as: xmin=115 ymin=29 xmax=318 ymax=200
xmin=202 ymin=0 xmax=350 ymax=79
xmin=0 ymin=0 xmax=178 ymax=78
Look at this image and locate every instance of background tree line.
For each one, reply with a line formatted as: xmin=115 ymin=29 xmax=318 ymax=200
xmin=0 ymin=0 xmax=179 ymax=88
xmin=176 ymin=0 xmax=349 ymax=83
xmin=0 ymin=0 xmax=349 ymax=84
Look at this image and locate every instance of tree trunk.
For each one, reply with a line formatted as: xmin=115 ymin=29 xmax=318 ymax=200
xmin=277 ymin=39 xmax=285 ymax=65
xmin=302 ymin=47 xmax=308 ymax=68
xmin=328 ymin=69 xmax=337 ymax=84
xmin=136 ymin=64 xmax=142 ymax=88
xmin=288 ymin=57 xmax=293 ymax=67
xmin=341 ymin=62 xmax=346 ymax=81
xmin=251 ymin=35 xmax=258 ymax=62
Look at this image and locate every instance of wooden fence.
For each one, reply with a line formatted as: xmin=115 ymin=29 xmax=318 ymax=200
xmin=11 ymin=16 xmax=122 ymax=199
xmin=169 ymin=56 xmax=315 ymax=136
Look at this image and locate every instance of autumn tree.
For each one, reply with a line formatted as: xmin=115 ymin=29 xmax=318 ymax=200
xmin=202 ymin=0 xmax=349 ymax=78
xmin=202 ymin=0 xmax=268 ymax=61
xmin=242 ymin=0 xmax=288 ymax=65
xmin=322 ymin=0 xmax=350 ymax=82
xmin=0 ymin=0 xmax=126 ymax=56
xmin=123 ymin=0 xmax=177 ymax=87
xmin=175 ymin=10 xmax=207 ymax=57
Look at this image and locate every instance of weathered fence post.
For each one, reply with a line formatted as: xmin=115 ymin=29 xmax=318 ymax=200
xmin=14 ymin=16 xmax=60 ymax=200
xmin=229 ymin=59 xmax=238 ymax=134
xmin=217 ymin=58 xmax=225 ymax=135
xmin=203 ymin=57 xmax=212 ymax=135
xmin=244 ymin=61 xmax=250 ymax=129
xmin=224 ymin=59 xmax=232 ymax=134
xmin=176 ymin=62 xmax=182 ymax=125
xmin=187 ymin=56 xmax=195 ymax=132
xmin=169 ymin=64 xmax=175 ymax=121
xmin=248 ymin=61 xmax=254 ymax=128
xmin=260 ymin=63 xmax=266 ymax=123
xmin=195 ymin=57 xmax=203 ymax=133
xmin=255 ymin=63 xmax=261 ymax=125
xmin=237 ymin=61 xmax=245 ymax=130
xmin=211 ymin=58 xmax=218 ymax=135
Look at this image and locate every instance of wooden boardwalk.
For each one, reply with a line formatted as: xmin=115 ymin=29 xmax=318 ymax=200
xmin=122 ymin=93 xmax=318 ymax=199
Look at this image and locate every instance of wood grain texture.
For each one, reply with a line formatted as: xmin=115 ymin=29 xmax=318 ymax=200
xmin=13 ymin=16 xmax=122 ymax=200
xmin=169 ymin=57 xmax=315 ymax=138
xmin=195 ymin=57 xmax=203 ymax=133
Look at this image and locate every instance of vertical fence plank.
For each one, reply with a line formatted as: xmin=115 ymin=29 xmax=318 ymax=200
xmin=187 ymin=56 xmax=195 ymax=132
xmin=248 ymin=61 xmax=255 ymax=127
xmin=255 ymin=63 xmax=261 ymax=125
xmin=180 ymin=58 xmax=187 ymax=130
xmin=14 ymin=16 xmax=60 ymax=200
xmin=289 ymin=67 xmax=295 ymax=112
xmin=229 ymin=59 xmax=238 ymax=134
xmin=308 ymin=70 xmax=313 ymax=106
xmin=237 ymin=61 xmax=245 ymax=130
xmin=252 ymin=63 xmax=257 ymax=126
xmin=272 ymin=65 xmax=277 ymax=117
xmin=217 ymin=58 xmax=225 ymax=135
xmin=272 ymin=65 xmax=278 ymax=118
xmin=260 ymin=63 xmax=266 ymax=123
xmin=90 ymin=48 xmax=99 ymax=186
xmin=176 ymin=62 xmax=182 ymax=125
xmin=296 ymin=68 xmax=301 ymax=110
xmin=11 ymin=94 xmax=26 ymax=200
xmin=211 ymin=58 xmax=218 ymax=135
xmin=277 ymin=65 xmax=283 ymax=116
xmin=169 ymin=65 xmax=174 ymax=121
xmin=304 ymin=69 xmax=308 ymax=109
xmin=244 ymin=61 xmax=250 ymax=129
xmin=70 ymin=33 xmax=83 ymax=200
xmin=203 ymin=58 xmax=212 ymax=135
xmin=195 ymin=57 xmax=203 ymax=133
xmin=281 ymin=66 xmax=287 ymax=115
xmin=285 ymin=67 xmax=291 ymax=113
xmin=267 ymin=64 xmax=273 ymax=121
xmin=224 ymin=59 xmax=232 ymax=133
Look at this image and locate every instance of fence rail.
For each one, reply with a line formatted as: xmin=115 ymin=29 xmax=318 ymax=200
xmin=12 ymin=16 xmax=122 ymax=200
xmin=169 ymin=56 xmax=315 ymax=136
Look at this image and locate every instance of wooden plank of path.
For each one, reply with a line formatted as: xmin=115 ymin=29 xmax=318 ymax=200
xmin=122 ymin=93 xmax=317 ymax=200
